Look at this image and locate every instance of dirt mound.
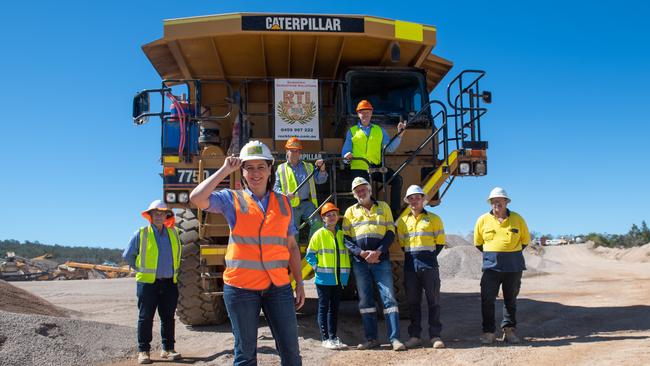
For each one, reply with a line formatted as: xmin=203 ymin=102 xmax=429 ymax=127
xmin=438 ymin=245 xmax=483 ymax=280
xmin=591 ymin=242 xmax=650 ymax=263
xmin=0 ymin=280 xmax=67 ymax=317
xmin=446 ymin=234 xmax=473 ymax=247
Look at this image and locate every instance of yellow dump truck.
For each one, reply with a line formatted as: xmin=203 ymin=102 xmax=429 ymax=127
xmin=133 ymin=13 xmax=491 ymax=325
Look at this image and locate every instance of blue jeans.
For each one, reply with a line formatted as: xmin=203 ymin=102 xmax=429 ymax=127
xmin=405 ymin=269 xmax=442 ymax=338
xmin=352 ymin=259 xmax=400 ymax=342
xmin=136 ymin=279 xmax=178 ymax=352
xmin=480 ymin=270 xmax=522 ymax=333
xmin=292 ymin=200 xmax=322 ymax=239
xmin=223 ymin=284 xmax=301 ymax=366
xmin=315 ymin=284 xmax=342 ymax=341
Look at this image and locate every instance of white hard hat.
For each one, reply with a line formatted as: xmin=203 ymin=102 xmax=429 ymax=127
xmin=240 ymin=140 xmax=274 ymax=163
xmin=351 ymin=176 xmax=370 ymax=191
xmin=487 ymin=187 xmax=511 ymax=203
xmin=141 ymin=200 xmax=173 ymax=219
xmin=404 ymin=185 xmax=425 ymax=202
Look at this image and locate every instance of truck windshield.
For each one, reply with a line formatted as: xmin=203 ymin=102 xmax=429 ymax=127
xmin=347 ymin=71 xmax=427 ymax=116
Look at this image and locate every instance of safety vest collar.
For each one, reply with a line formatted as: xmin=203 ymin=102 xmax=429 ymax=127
xmin=233 ymin=189 xmax=289 ymax=217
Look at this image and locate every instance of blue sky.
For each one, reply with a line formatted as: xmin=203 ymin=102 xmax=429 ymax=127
xmin=1 ymin=1 xmax=648 ymax=248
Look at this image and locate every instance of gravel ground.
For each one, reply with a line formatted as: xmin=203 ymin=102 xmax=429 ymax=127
xmin=0 ymin=310 xmax=135 ymax=366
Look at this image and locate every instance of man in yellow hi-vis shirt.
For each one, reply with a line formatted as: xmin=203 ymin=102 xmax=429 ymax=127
xmin=474 ymin=187 xmax=530 ymax=345
xmin=343 ymin=177 xmax=405 ymax=351
xmin=397 ymin=185 xmax=445 ymax=349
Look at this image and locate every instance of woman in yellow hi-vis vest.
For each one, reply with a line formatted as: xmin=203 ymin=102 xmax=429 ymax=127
xmin=190 ymin=140 xmax=304 ymax=366
xmin=123 ymin=200 xmax=182 ymax=364
xmin=342 ymin=100 xmax=406 ymax=215
xmin=274 ymin=137 xmax=328 ymax=240
xmin=306 ymin=202 xmax=351 ymax=350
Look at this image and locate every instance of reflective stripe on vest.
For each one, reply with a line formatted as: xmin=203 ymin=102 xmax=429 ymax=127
xmin=224 ymin=189 xmax=292 ymax=290
xmin=350 ymin=124 xmax=383 ymax=170
xmin=398 ymin=212 xmax=445 ymax=252
xmin=308 ymin=227 xmax=351 ymax=285
xmin=135 ymin=226 xmax=181 ymax=284
xmin=278 ymin=161 xmax=318 ymax=208
xmin=343 ymin=202 xmax=394 ymax=243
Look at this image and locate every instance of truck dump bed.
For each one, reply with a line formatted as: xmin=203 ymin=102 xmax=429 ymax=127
xmin=142 ymin=13 xmax=452 ymax=91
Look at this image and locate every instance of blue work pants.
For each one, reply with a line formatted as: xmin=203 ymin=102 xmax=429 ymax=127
xmin=223 ymin=284 xmax=301 ymax=366
xmin=480 ymin=270 xmax=522 ymax=333
xmin=315 ymin=284 xmax=342 ymax=341
xmin=352 ymin=259 xmax=400 ymax=342
xmin=404 ymin=268 xmax=442 ymax=339
xmin=136 ymin=279 xmax=178 ymax=352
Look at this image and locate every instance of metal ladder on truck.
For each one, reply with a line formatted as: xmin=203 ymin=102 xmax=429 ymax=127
xmin=293 ymin=70 xmax=492 ymax=284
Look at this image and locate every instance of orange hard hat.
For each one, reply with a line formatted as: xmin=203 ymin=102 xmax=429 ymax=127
xmin=320 ymin=202 xmax=340 ymax=216
xmin=285 ymin=137 xmax=303 ymax=150
xmin=355 ymin=100 xmax=373 ymax=112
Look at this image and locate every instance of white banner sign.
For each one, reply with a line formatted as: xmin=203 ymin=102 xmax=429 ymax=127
xmin=274 ymin=79 xmax=319 ymax=141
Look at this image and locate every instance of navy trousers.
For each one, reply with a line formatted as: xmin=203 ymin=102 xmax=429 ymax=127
xmin=480 ymin=270 xmax=522 ymax=333
xmin=136 ymin=279 xmax=178 ymax=352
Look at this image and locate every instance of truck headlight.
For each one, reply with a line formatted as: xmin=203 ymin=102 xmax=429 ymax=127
xmin=474 ymin=161 xmax=487 ymax=175
xmin=459 ymin=162 xmax=470 ymax=175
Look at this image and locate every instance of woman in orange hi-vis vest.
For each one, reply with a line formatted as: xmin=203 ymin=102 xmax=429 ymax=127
xmin=190 ymin=140 xmax=304 ymax=366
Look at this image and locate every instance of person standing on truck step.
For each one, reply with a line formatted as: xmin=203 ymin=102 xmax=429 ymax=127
xmin=190 ymin=140 xmax=304 ymax=366
xmin=342 ymin=177 xmax=406 ymax=351
xmin=123 ymin=200 xmax=182 ymax=364
xmin=474 ymin=187 xmax=530 ymax=345
xmin=342 ymin=99 xmax=406 ymax=215
xmin=306 ymin=202 xmax=351 ymax=350
xmin=275 ymin=136 xmax=328 ymax=240
xmin=397 ymin=185 xmax=446 ymax=350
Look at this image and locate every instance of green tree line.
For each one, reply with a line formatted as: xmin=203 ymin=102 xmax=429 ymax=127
xmin=585 ymin=221 xmax=650 ymax=248
xmin=0 ymin=239 xmax=124 ymax=265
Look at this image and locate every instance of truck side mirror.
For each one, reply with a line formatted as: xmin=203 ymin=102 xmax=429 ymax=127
xmin=482 ymin=91 xmax=492 ymax=104
xmin=133 ymin=91 xmax=150 ymax=125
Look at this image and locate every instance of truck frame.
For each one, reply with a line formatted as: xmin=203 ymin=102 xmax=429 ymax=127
xmin=133 ymin=13 xmax=491 ymax=325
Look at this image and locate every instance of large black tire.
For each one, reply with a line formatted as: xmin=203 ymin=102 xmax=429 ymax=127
xmin=391 ymin=260 xmax=410 ymax=319
xmin=175 ymin=209 xmax=228 ymax=326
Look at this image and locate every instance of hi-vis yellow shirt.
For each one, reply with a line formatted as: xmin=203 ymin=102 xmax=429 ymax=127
xmin=474 ymin=211 xmax=530 ymax=252
xmin=397 ymin=211 xmax=445 ymax=271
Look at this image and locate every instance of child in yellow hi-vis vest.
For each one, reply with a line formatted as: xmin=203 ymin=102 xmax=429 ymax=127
xmin=306 ymin=202 xmax=351 ymax=350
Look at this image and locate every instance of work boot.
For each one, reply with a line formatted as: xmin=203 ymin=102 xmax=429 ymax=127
xmin=357 ymin=339 xmax=381 ymax=350
xmin=404 ymin=337 xmax=422 ymax=348
xmin=502 ymin=327 xmax=521 ymax=344
xmin=331 ymin=337 xmax=348 ymax=350
xmin=160 ymin=349 xmax=181 ymax=360
xmin=480 ymin=332 xmax=496 ymax=345
xmin=391 ymin=339 xmax=407 ymax=351
xmin=322 ymin=339 xmax=336 ymax=349
xmin=431 ymin=337 xmax=445 ymax=349
xmin=137 ymin=351 xmax=152 ymax=364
